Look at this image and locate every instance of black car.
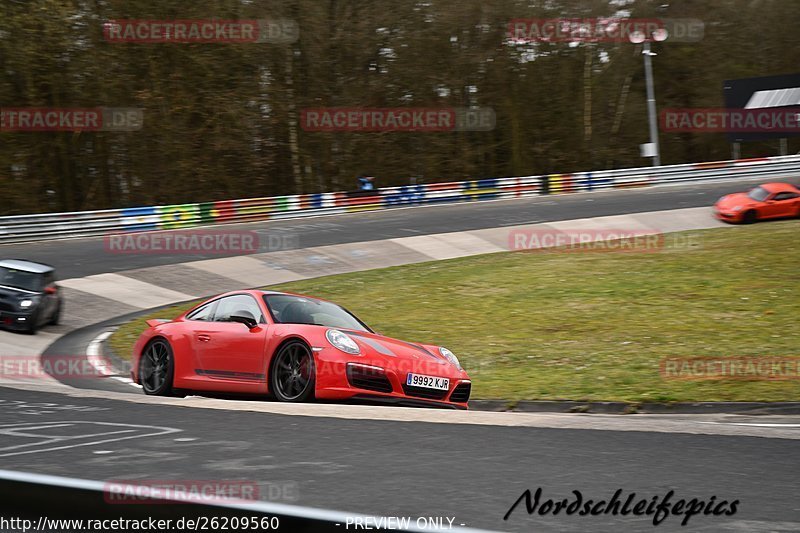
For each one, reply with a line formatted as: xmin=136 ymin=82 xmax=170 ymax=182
xmin=0 ymin=259 xmax=62 ymax=334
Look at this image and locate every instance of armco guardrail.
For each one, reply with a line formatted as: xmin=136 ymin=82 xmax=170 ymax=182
xmin=1 ymin=155 xmax=799 ymax=243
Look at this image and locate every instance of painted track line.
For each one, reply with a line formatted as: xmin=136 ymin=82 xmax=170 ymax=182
xmin=86 ymin=330 xmax=140 ymax=388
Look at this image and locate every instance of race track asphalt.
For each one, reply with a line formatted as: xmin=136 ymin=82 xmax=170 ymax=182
xmin=0 ymin=177 xmax=772 ymax=279
xmin=0 ymin=387 xmax=798 ymax=532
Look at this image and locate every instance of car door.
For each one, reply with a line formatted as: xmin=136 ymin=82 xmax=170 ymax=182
xmin=770 ymin=191 xmax=800 ymax=218
xmin=185 ymin=300 xmax=218 ymax=372
xmin=194 ymin=294 xmax=269 ymax=382
xmin=756 ymin=193 xmax=783 ymax=219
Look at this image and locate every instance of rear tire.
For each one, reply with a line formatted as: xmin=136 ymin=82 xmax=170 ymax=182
xmin=139 ymin=338 xmax=175 ymax=396
xmin=270 ymin=340 xmax=316 ymax=403
xmin=742 ymin=210 xmax=757 ymax=224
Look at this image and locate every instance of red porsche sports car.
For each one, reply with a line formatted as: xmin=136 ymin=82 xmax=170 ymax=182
xmin=714 ymin=182 xmax=800 ymax=223
xmin=131 ymin=290 xmax=471 ymax=408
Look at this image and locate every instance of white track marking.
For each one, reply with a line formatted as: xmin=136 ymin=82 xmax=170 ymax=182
xmin=698 ymin=422 xmax=800 ymax=428
xmin=0 ymin=330 xmax=63 ymax=369
xmin=112 ymin=376 xmax=141 ymax=388
xmin=86 ymin=331 xmax=114 ymax=376
xmin=85 ymin=330 xmax=141 ymax=389
xmin=428 ymin=232 xmax=505 ymax=255
xmin=57 ymin=273 xmax=194 ymax=309
xmin=0 ymin=421 xmax=180 ymax=457
xmin=390 ymin=235 xmax=471 ymax=260
xmin=187 ymin=256 xmax=304 ymax=287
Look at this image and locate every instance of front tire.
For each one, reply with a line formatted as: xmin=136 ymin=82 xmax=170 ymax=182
xmin=270 ymin=340 xmax=316 ymax=402
xmin=742 ymin=210 xmax=757 ymax=224
xmin=139 ymin=338 xmax=175 ymax=396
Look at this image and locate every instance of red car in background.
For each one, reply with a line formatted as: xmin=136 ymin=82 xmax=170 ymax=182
xmin=131 ymin=290 xmax=471 ymax=409
xmin=714 ymin=182 xmax=800 ymax=223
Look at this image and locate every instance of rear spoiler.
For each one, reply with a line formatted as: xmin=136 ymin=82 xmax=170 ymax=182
xmin=145 ymin=319 xmax=171 ymax=328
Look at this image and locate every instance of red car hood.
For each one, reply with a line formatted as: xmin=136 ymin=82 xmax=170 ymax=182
xmin=346 ymin=330 xmax=455 ymax=370
xmin=716 ymin=192 xmax=755 ymax=211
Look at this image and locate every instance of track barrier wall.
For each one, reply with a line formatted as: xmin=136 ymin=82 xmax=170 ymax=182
xmin=1 ymin=155 xmax=798 ymax=243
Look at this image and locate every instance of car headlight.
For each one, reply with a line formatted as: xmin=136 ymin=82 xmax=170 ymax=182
xmin=439 ymin=347 xmax=462 ymax=371
xmin=732 ymin=206 xmax=743 ymax=212
xmin=19 ymin=299 xmax=35 ymax=309
xmin=325 ymin=329 xmax=360 ymax=355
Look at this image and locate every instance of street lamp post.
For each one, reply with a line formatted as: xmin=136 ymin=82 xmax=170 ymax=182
xmin=642 ymin=41 xmax=661 ymax=167
xmin=630 ymin=29 xmax=668 ymax=167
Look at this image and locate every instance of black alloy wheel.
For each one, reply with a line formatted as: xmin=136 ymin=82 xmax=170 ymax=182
xmin=271 ymin=341 xmax=316 ymax=402
xmin=139 ymin=338 xmax=174 ymax=396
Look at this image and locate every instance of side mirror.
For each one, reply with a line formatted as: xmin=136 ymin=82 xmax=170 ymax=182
xmin=229 ymin=315 xmax=258 ymax=330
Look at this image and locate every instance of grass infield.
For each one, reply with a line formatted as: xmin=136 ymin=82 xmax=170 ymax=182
xmin=109 ymin=221 xmax=800 ymax=402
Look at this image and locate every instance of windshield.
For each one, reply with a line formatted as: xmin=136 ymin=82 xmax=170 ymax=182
xmin=0 ymin=267 xmax=42 ymax=292
xmin=263 ymin=294 xmax=371 ymax=332
xmin=747 ymin=187 xmax=770 ymax=202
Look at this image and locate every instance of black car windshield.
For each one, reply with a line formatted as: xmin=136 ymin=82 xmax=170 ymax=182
xmin=0 ymin=267 xmax=42 ymax=292
xmin=263 ymin=294 xmax=371 ymax=332
xmin=747 ymin=187 xmax=770 ymax=202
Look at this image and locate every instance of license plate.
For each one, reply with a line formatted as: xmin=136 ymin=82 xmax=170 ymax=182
xmin=406 ymin=373 xmax=449 ymax=391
